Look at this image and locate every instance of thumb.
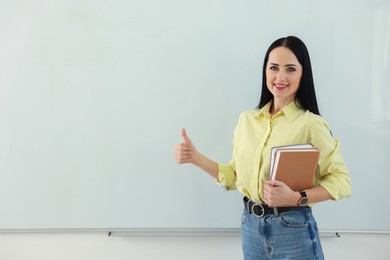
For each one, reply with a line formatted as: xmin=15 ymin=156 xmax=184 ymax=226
xmin=181 ymin=128 xmax=192 ymax=146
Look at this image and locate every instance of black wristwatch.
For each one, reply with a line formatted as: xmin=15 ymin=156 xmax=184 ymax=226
xmin=298 ymin=190 xmax=308 ymax=206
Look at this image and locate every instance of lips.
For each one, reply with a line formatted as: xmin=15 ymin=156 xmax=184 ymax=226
xmin=274 ymin=83 xmax=288 ymax=91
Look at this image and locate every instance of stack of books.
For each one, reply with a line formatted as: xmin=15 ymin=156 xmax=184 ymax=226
xmin=269 ymin=144 xmax=320 ymax=191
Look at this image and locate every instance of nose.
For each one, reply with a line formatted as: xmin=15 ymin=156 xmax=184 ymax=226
xmin=276 ymin=70 xmax=287 ymax=82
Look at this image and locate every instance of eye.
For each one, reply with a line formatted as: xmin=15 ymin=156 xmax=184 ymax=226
xmin=269 ymin=66 xmax=278 ymax=71
xmin=287 ymin=67 xmax=296 ymax=72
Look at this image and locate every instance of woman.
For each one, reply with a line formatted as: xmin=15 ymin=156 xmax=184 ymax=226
xmin=174 ymin=36 xmax=351 ymax=260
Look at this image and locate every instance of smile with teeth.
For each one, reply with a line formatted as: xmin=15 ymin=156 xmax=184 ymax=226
xmin=274 ymin=83 xmax=288 ymax=91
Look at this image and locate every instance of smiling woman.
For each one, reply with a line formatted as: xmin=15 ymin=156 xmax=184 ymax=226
xmin=174 ymin=36 xmax=351 ymax=260
xmin=266 ymin=47 xmax=303 ymax=115
xmin=258 ymin=36 xmax=320 ymax=116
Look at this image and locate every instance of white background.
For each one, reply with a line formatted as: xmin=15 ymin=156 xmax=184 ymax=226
xmin=0 ymin=0 xmax=389 ymax=232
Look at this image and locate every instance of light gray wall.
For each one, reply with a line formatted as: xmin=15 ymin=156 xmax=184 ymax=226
xmin=0 ymin=0 xmax=389 ymax=233
xmin=1 ymin=0 xmax=389 ymax=258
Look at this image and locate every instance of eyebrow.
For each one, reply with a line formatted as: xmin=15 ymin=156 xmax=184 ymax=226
xmin=270 ymin=63 xmax=297 ymax=67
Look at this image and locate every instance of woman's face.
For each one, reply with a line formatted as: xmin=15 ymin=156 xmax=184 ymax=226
xmin=266 ymin=47 xmax=303 ymax=104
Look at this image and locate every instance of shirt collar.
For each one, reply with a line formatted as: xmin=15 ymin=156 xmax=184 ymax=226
xmin=258 ymin=101 xmax=272 ymax=118
xmin=256 ymin=100 xmax=304 ymax=121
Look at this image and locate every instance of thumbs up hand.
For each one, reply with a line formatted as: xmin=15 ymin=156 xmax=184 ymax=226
xmin=174 ymin=128 xmax=197 ymax=164
xmin=174 ymin=128 xmax=219 ymax=179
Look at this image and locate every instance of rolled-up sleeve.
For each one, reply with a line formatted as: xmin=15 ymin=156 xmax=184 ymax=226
xmin=216 ymin=160 xmax=237 ymax=190
xmin=310 ymin=117 xmax=352 ymax=200
xmin=215 ymin=118 xmax=240 ymax=191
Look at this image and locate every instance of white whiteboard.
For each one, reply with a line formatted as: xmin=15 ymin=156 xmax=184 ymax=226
xmin=0 ymin=0 xmax=389 ymax=231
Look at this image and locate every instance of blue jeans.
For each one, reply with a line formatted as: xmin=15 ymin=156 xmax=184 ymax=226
xmin=241 ymin=206 xmax=324 ymax=260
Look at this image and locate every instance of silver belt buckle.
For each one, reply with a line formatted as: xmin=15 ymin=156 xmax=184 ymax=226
xmin=251 ymin=203 xmax=265 ymax=218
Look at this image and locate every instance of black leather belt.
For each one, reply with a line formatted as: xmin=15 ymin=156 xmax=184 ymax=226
xmin=243 ymin=196 xmax=303 ymax=217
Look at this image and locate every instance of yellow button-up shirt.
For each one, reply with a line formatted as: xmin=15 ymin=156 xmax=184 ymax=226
xmin=217 ymin=101 xmax=351 ymax=203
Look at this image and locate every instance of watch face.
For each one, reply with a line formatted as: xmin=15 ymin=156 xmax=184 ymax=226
xmin=300 ymin=198 xmax=308 ymax=205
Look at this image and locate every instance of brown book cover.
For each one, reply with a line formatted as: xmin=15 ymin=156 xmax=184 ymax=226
xmin=269 ymin=144 xmax=320 ymax=191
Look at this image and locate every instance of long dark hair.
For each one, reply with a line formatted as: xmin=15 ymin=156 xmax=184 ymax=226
xmin=256 ymin=36 xmax=320 ymax=115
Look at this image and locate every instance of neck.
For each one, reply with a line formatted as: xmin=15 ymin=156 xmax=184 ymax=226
xmin=270 ymin=98 xmax=294 ymax=116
